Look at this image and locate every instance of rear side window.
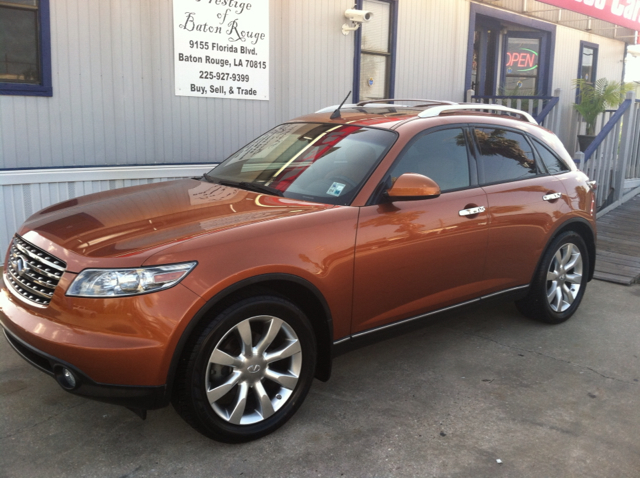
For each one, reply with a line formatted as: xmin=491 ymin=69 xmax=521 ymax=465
xmin=532 ymin=139 xmax=570 ymax=174
xmin=387 ymin=128 xmax=471 ymax=192
xmin=474 ymin=128 xmax=538 ymax=184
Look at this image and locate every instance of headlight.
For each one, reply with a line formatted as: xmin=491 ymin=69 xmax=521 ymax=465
xmin=66 ymin=262 xmax=197 ymax=297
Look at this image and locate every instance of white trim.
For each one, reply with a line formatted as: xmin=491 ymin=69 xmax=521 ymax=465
xmin=0 ymin=164 xmax=218 ymax=186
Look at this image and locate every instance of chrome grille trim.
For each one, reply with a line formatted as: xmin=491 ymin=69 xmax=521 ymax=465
xmin=5 ymin=236 xmax=67 ymax=307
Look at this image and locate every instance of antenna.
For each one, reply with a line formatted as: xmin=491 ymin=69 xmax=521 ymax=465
xmin=330 ymin=91 xmax=352 ymax=120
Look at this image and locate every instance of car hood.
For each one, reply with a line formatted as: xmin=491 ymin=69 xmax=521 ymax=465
xmin=19 ymin=179 xmax=333 ymax=270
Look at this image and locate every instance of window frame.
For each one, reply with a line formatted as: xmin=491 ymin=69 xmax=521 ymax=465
xmin=0 ymin=0 xmax=52 ymax=97
xmin=353 ymin=0 xmax=398 ymax=102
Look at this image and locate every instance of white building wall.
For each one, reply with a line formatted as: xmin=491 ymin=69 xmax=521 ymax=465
xmin=0 ymin=0 xmax=356 ymax=170
xmin=395 ymin=0 xmax=470 ymax=102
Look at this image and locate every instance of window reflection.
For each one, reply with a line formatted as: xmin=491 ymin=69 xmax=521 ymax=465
xmin=474 ymin=128 xmax=538 ymax=184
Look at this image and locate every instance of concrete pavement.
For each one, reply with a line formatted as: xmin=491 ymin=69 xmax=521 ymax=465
xmin=1 ymin=279 xmax=639 ymax=477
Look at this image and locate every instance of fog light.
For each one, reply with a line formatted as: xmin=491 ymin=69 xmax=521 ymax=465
xmin=56 ymin=367 xmax=78 ymax=390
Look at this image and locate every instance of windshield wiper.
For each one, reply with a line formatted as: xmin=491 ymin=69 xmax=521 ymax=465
xmin=214 ymin=179 xmax=283 ymax=197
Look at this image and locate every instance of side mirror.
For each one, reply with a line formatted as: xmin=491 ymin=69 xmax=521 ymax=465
xmin=385 ymin=173 xmax=441 ymax=201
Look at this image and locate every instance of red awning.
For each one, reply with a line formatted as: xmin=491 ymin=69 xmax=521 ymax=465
xmin=537 ymin=0 xmax=639 ymax=32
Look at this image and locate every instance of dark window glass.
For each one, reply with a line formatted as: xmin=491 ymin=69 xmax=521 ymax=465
xmin=474 ymin=128 xmax=538 ymax=183
xmin=0 ymin=1 xmax=41 ymax=84
xmin=533 ymin=139 xmax=569 ymax=175
xmin=388 ymin=128 xmax=470 ymax=192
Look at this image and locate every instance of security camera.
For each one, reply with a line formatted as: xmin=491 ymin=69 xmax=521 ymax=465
xmin=344 ymin=8 xmax=373 ymax=23
xmin=342 ymin=8 xmax=373 ymax=35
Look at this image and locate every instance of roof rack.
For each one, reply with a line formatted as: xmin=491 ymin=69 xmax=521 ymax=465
xmin=418 ymin=104 xmax=537 ymax=124
xmin=356 ymin=98 xmax=457 ymax=107
xmin=315 ymin=99 xmax=456 ymax=114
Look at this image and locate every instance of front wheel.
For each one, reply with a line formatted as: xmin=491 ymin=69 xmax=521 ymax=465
xmin=172 ymin=295 xmax=317 ymax=442
xmin=516 ymin=231 xmax=589 ymax=324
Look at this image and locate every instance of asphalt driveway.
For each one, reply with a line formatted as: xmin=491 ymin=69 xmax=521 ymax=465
xmin=1 ymin=279 xmax=639 ymax=477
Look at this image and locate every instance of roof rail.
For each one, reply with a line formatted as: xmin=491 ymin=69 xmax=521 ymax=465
xmin=418 ymin=104 xmax=537 ymax=124
xmin=356 ymin=99 xmax=457 ymax=107
xmin=315 ymin=99 xmax=458 ymax=114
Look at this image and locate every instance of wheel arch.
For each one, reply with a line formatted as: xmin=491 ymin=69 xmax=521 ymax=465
xmin=542 ymin=218 xmax=596 ymax=281
xmin=165 ymin=273 xmax=334 ymax=401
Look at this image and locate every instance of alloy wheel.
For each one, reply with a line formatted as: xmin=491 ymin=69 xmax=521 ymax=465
xmin=205 ymin=315 xmax=302 ymax=425
xmin=546 ymin=243 xmax=583 ymax=312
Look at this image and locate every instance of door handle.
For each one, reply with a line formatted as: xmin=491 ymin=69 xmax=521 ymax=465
xmin=542 ymin=192 xmax=562 ymax=201
xmin=458 ymin=206 xmax=486 ymax=216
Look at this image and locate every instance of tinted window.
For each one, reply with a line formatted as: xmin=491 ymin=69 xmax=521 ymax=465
xmin=388 ymin=128 xmax=470 ymax=191
xmin=474 ymin=128 xmax=538 ymax=184
xmin=533 ymin=139 xmax=569 ymax=174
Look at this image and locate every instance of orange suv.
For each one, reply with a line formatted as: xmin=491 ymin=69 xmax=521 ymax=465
xmin=1 ymin=100 xmax=596 ymax=442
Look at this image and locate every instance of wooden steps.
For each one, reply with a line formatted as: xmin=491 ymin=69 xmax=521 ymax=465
xmin=594 ymin=195 xmax=640 ymax=285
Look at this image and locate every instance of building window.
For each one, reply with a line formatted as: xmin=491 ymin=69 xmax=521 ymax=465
xmin=576 ymin=41 xmax=598 ymax=101
xmin=354 ymin=0 xmax=397 ymax=102
xmin=578 ymin=42 xmax=598 ymax=83
xmin=0 ymin=0 xmax=52 ymax=96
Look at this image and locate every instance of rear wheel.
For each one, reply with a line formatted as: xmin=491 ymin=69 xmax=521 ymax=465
xmin=516 ymin=231 xmax=589 ymax=324
xmin=172 ymin=295 xmax=316 ymax=442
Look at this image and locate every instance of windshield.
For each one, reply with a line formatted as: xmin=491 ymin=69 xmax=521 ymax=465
xmin=205 ymin=123 xmax=397 ymax=205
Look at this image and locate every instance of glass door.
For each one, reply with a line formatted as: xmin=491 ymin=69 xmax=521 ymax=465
xmin=502 ymin=32 xmax=547 ymax=95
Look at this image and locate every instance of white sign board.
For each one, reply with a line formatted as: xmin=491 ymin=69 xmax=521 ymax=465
xmin=173 ymin=0 xmax=269 ymax=100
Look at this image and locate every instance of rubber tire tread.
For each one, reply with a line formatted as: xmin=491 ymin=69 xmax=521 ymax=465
xmin=171 ymin=295 xmax=316 ymax=443
xmin=515 ymin=231 xmax=589 ymax=324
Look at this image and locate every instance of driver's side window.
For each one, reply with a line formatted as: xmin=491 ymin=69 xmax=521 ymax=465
xmin=388 ymin=128 xmax=471 ymax=192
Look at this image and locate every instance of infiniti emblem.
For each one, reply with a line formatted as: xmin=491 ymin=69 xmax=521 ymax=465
xmin=247 ymin=364 xmax=261 ymax=374
xmin=11 ymin=254 xmax=28 ymax=278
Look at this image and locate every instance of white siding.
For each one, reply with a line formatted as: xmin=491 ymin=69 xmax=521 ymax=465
xmin=0 ymin=0 xmax=356 ymax=170
xmin=395 ymin=0 xmax=470 ymax=101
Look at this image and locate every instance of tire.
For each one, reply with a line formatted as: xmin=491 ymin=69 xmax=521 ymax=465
xmin=172 ymin=295 xmax=317 ymax=442
xmin=515 ymin=231 xmax=589 ymax=324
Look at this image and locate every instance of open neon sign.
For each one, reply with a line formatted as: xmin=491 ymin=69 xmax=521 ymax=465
xmin=506 ymin=49 xmax=538 ymax=72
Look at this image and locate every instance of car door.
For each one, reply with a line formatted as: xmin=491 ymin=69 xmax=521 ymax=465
xmin=473 ymin=126 xmax=570 ymax=291
xmin=351 ymin=127 xmax=490 ymax=335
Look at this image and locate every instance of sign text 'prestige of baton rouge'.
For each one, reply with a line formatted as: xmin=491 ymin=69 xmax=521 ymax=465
xmin=173 ymin=0 xmax=269 ymax=100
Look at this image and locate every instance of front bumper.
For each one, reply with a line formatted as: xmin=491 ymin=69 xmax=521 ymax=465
xmin=0 ymin=271 xmax=206 ymax=408
xmin=3 ymin=327 xmax=168 ymax=410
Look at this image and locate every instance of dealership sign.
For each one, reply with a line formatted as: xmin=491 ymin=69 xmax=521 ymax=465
xmin=173 ymin=0 xmax=269 ymax=100
xmin=537 ymin=0 xmax=639 ymax=31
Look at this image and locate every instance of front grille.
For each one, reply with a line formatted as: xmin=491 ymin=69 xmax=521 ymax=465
xmin=5 ymin=236 xmax=67 ymax=306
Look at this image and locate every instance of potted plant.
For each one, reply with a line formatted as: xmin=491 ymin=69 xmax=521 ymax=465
xmin=573 ymin=78 xmax=632 ymax=151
